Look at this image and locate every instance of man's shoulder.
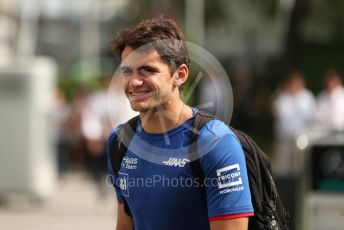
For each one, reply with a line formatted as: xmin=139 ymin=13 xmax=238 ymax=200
xmin=198 ymin=118 xmax=236 ymax=140
xmin=107 ymin=116 xmax=140 ymax=142
xmin=301 ymin=89 xmax=315 ymax=98
xmin=334 ymin=86 xmax=344 ymax=97
xmin=107 ymin=124 xmax=124 ymax=143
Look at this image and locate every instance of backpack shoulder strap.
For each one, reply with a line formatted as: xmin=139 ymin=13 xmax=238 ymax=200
xmin=189 ymin=110 xmax=215 ymax=188
xmin=110 ymin=115 xmax=139 ymax=177
xmin=109 ymin=115 xmax=139 ymax=218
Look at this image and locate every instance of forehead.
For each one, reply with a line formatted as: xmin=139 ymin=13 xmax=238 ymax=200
xmin=121 ymin=46 xmax=165 ymax=68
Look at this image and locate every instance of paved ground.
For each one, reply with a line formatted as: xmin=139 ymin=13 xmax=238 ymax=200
xmin=0 ymin=172 xmax=118 ymax=230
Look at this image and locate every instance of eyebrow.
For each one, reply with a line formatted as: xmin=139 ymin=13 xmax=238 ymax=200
xmin=120 ymin=66 xmax=132 ymax=71
xmin=120 ymin=65 xmax=159 ymax=72
xmin=139 ymin=65 xmax=159 ymax=72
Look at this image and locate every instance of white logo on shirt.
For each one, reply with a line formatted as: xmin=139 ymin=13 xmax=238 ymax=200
xmin=216 ymin=164 xmax=243 ymax=189
xmin=162 ymin=158 xmax=190 ymax=167
xmin=122 ymin=157 xmax=138 ymax=170
xmin=118 ymin=172 xmax=129 ymax=197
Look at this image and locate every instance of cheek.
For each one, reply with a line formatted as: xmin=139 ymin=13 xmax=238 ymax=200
xmin=157 ymin=80 xmax=172 ymax=94
xmin=146 ymin=74 xmax=174 ymax=94
xmin=123 ymin=79 xmax=130 ymax=93
xmin=147 ymin=76 xmax=161 ymax=91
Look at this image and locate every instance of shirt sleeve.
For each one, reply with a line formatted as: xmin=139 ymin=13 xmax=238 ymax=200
xmin=106 ymin=126 xmax=124 ymax=203
xmin=198 ymin=120 xmax=254 ymax=220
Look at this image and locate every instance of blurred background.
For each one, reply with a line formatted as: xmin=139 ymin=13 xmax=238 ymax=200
xmin=0 ymin=0 xmax=344 ymax=229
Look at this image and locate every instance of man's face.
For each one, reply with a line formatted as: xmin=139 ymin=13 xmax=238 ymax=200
xmin=289 ymin=77 xmax=304 ymax=95
xmin=325 ymin=76 xmax=340 ymax=92
xmin=120 ymin=46 xmax=177 ymax=112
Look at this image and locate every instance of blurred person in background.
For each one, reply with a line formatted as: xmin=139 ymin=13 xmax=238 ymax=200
xmin=81 ymin=77 xmax=112 ymax=199
xmin=272 ymin=71 xmax=316 ymax=176
xmin=52 ymin=88 xmax=72 ymax=176
xmin=66 ymin=88 xmax=88 ymax=170
xmin=81 ymin=76 xmax=136 ymax=199
xmin=313 ymin=70 xmax=344 ymax=132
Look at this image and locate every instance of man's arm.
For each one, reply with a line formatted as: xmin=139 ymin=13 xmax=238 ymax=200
xmin=116 ymin=203 xmax=133 ymax=230
xmin=210 ymin=217 xmax=249 ymax=230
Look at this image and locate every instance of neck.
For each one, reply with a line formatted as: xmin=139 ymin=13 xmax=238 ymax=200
xmin=140 ymin=101 xmax=193 ymax=134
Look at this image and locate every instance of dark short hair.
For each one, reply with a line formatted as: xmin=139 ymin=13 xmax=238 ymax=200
xmin=325 ymin=69 xmax=341 ymax=81
xmin=110 ymin=16 xmax=189 ymax=71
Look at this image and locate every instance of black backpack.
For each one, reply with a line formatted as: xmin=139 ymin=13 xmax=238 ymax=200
xmin=109 ymin=110 xmax=290 ymax=230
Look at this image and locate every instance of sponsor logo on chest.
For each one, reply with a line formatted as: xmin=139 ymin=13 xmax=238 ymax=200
xmin=162 ymin=157 xmax=190 ymax=167
xmin=122 ymin=157 xmax=138 ymax=170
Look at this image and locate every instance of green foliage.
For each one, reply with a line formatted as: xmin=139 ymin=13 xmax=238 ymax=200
xmin=302 ymin=0 xmax=344 ymax=42
xmin=298 ymin=41 xmax=344 ymax=92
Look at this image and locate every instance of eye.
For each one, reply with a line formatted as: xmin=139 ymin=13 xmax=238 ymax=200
xmin=140 ymin=67 xmax=156 ymax=76
xmin=120 ymin=67 xmax=133 ymax=76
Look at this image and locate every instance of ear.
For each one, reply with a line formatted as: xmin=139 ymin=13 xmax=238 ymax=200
xmin=173 ymin=64 xmax=189 ymax=87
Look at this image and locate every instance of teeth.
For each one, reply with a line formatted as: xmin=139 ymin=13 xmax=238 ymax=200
xmin=128 ymin=90 xmax=155 ymax=101
xmin=131 ymin=91 xmax=149 ymax=96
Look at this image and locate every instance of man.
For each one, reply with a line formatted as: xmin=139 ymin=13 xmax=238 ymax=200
xmin=107 ymin=17 xmax=254 ymax=230
xmin=272 ymin=71 xmax=316 ymax=176
xmin=314 ymin=70 xmax=344 ymax=131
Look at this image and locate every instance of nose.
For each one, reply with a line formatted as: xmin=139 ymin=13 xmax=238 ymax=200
xmin=128 ymin=72 xmax=144 ymax=88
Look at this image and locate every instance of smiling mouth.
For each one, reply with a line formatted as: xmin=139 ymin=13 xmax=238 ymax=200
xmin=128 ymin=90 xmax=156 ymax=102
